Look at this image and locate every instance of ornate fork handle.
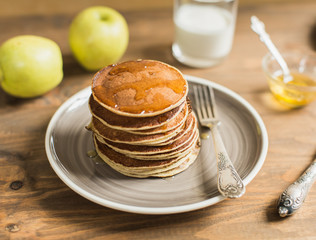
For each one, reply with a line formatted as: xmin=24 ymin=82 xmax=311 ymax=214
xmin=278 ymin=158 xmax=316 ymax=217
xmin=208 ymin=123 xmax=246 ymax=198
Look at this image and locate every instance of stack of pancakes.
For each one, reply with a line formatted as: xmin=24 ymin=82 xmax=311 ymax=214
xmin=87 ymin=60 xmax=200 ymax=178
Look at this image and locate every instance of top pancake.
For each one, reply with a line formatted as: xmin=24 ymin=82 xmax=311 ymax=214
xmin=92 ymin=60 xmax=188 ymax=117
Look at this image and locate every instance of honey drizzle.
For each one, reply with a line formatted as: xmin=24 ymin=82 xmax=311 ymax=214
xmin=93 ymin=61 xmax=187 ymax=114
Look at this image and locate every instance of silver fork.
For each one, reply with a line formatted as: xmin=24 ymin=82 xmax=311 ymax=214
xmin=193 ymin=84 xmax=245 ymax=198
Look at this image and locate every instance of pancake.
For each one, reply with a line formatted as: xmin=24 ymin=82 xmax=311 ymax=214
xmin=96 ymin=129 xmax=198 ymax=160
xmin=89 ymin=95 xmax=186 ymax=131
xmin=92 ymin=60 xmax=188 ymax=117
xmin=102 ymin=149 xmax=199 ymax=178
xmin=122 ymin=130 xmax=199 ymax=160
xmin=94 ymin=135 xmax=200 ymax=178
xmin=94 ymin=135 xmax=179 ymax=168
xmin=90 ymin=116 xmax=185 ymax=145
xmin=126 ymin=98 xmax=192 ymax=135
xmin=146 ymin=145 xmax=199 ymax=178
xmin=94 ymin=113 xmax=199 ymax=162
xmin=97 ymin=113 xmax=196 ymax=157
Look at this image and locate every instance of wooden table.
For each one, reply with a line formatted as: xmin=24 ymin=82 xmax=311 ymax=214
xmin=1 ymin=0 xmax=316 ymax=239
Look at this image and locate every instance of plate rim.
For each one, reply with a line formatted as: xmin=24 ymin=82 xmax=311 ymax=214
xmin=45 ymin=75 xmax=268 ymax=215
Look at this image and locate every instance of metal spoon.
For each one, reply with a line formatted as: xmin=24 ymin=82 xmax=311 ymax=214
xmin=277 ymin=155 xmax=316 ymax=217
xmin=250 ymin=16 xmax=292 ymax=83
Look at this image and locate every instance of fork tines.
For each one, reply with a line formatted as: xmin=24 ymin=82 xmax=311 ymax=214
xmin=193 ymin=84 xmax=217 ymax=121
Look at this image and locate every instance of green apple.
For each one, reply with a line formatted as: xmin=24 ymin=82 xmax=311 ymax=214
xmin=69 ymin=6 xmax=129 ymax=71
xmin=0 ymin=35 xmax=63 ymax=98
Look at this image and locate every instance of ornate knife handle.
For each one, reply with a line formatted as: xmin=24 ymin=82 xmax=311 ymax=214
xmin=278 ymin=158 xmax=316 ymax=217
xmin=210 ymin=125 xmax=245 ymax=199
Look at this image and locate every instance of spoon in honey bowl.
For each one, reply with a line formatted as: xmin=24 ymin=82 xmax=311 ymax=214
xmin=250 ymin=16 xmax=293 ymax=83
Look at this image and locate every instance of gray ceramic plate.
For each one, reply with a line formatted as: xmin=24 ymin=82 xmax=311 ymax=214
xmin=45 ymin=75 xmax=268 ymax=214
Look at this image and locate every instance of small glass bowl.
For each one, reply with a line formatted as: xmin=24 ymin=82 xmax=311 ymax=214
xmin=262 ymin=52 xmax=316 ymax=108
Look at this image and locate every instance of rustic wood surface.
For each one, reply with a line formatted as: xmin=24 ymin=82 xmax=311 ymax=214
xmin=1 ymin=0 xmax=316 ymax=239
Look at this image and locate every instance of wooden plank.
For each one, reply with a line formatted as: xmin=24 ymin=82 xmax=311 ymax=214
xmin=0 ymin=0 xmax=316 ymax=239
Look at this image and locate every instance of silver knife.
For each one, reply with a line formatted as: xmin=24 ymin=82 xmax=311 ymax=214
xmin=277 ymin=154 xmax=316 ymax=217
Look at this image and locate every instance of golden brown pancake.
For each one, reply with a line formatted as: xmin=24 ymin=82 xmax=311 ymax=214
xmin=94 ymin=135 xmax=200 ymax=178
xmin=90 ymin=116 xmax=185 ymax=145
xmin=126 ymin=98 xmax=192 ymax=135
xmin=94 ymin=135 xmax=178 ymax=168
xmin=92 ymin=60 xmax=188 ymax=117
xmin=98 ymin=113 xmax=195 ymax=156
xmin=122 ymin=130 xmax=199 ymax=160
xmin=89 ymin=95 xmax=186 ymax=131
xmin=149 ymin=147 xmax=199 ymax=178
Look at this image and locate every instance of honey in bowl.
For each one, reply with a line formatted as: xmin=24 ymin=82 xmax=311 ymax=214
xmin=267 ymin=71 xmax=316 ymax=108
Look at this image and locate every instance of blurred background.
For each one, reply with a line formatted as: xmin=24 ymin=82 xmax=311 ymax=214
xmin=1 ymin=0 xmax=315 ymax=103
xmin=1 ymin=0 xmax=314 ymax=64
xmin=0 ymin=0 xmax=302 ymax=17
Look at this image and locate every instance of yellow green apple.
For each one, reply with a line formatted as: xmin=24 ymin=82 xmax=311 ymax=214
xmin=69 ymin=6 xmax=129 ymax=71
xmin=0 ymin=35 xmax=63 ymax=98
